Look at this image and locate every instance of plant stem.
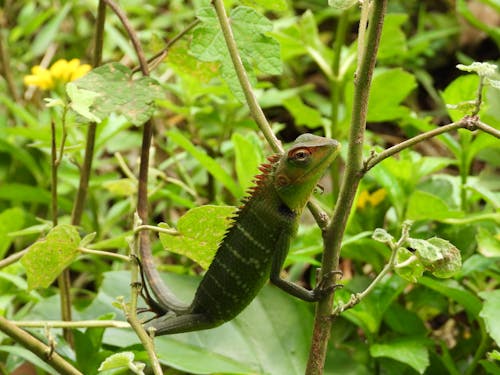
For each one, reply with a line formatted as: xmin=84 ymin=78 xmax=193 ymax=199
xmin=0 ymin=316 xmax=82 ymax=375
xmin=306 ymin=1 xmax=387 ymax=373
xmin=0 ymin=249 xmax=27 ymax=269
xmin=212 ymin=0 xmax=331 ymax=227
xmin=132 ymin=19 xmax=201 ymax=75
xmin=330 ymin=9 xmax=351 ymax=203
xmin=102 ymin=2 xmax=163 ymax=373
xmin=212 ymin=0 xmax=282 ymax=153
xmin=363 ymin=119 xmax=467 ymax=172
xmin=12 ymin=320 xmax=130 ymax=329
xmin=78 ymin=247 xmax=130 ymax=262
xmin=51 ymin=119 xmax=73 ymax=346
xmin=134 ymin=225 xmax=179 ymax=236
xmin=0 ymin=29 xmax=18 ymax=102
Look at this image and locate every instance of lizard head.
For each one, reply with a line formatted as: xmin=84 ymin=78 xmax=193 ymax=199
xmin=273 ymin=134 xmax=340 ymax=212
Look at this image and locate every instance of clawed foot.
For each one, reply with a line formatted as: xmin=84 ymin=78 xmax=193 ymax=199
xmin=313 ymin=269 xmax=343 ymax=299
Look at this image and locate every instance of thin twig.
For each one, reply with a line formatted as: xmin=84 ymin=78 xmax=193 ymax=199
xmin=131 ymin=19 xmax=201 ymax=75
xmin=70 ymin=0 xmax=105 ymax=225
xmin=306 ymin=1 xmax=388 ymax=373
xmin=102 ymin=1 xmax=163 ymax=373
xmin=51 ymin=118 xmax=73 ymax=346
xmin=363 ymin=117 xmax=500 ymax=173
xmin=79 ymin=247 xmax=131 ymax=262
xmin=0 ymin=316 xmax=82 ymax=375
xmin=212 ymin=0 xmax=282 ymax=153
xmin=134 ymin=225 xmax=179 ymax=236
xmin=0 ymin=30 xmax=18 ymax=101
xmin=12 ymin=320 xmax=130 ymax=329
xmin=0 ymin=249 xmax=27 ymax=269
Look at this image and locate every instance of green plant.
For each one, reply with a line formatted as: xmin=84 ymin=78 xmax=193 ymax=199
xmin=0 ymin=1 xmax=499 ymax=374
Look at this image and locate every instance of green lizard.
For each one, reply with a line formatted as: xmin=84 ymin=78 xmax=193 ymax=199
xmin=140 ymin=133 xmax=340 ymax=335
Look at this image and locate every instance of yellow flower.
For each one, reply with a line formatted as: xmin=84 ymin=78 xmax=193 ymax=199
xmin=24 ymin=58 xmax=92 ymax=90
xmin=357 ymin=188 xmax=387 ymax=209
xmin=23 ymin=66 xmax=54 ymax=90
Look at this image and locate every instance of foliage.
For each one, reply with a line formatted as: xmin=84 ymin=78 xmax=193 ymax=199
xmin=0 ymin=0 xmax=499 ymax=375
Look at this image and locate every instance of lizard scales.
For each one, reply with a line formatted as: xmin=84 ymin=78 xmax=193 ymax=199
xmin=144 ymin=133 xmax=340 ymax=335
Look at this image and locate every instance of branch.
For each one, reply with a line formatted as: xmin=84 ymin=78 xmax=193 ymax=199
xmin=78 ymin=247 xmax=130 ymax=262
xmin=0 ymin=316 xmax=82 ymax=375
xmin=0 ymin=29 xmax=19 ymax=101
xmin=12 ymin=320 xmax=130 ymax=329
xmin=363 ymin=116 xmax=500 ymax=173
xmin=306 ymin=1 xmax=388 ymax=373
xmin=101 ymin=2 xmax=163 ymax=373
xmin=71 ymin=0 xmax=105 ymax=226
xmin=0 ymin=249 xmax=27 ymax=269
xmin=333 ymin=222 xmax=411 ymax=314
xmin=212 ymin=0 xmax=282 ymax=153
xmin=132 ymin=19 xmax=201 ymax=75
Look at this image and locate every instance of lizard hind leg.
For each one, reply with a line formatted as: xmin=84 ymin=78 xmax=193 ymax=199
xmin=146 ymin=313 xmax=221 ymax=336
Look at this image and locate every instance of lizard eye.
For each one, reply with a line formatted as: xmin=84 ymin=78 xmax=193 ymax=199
xmin=289 ymin=148 xmax=311 ymax=163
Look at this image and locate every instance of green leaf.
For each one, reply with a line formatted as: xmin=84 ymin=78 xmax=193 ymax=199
xmin=21 ymin=224 xmax=80 ymax=290
xmin=190 ymin=6 xmax=281 ymax=101
xmin=372 ymin=228 xmax=394 ymax=244
xmin=102 ymin=178 xmax=137 ymax=197
xmin=232 ymin=132 xmax=264 ymax=191
xmin=0 ymin=183 xmax=51 ymax=205
xmin=342 ymin=275 xmax=407 ymax=334
xmin=0 ymin=138 xmax=43 ymax=182
xmin=167 ymin=130 xmax=243 ymax=198
xmin=418 ymin=276 xmax=481 ymax=317
xmin=0 ymin=345 xmax=58 ymax=375
xmin=69 ymin=63 xmax=162 ymax=125
xmin=66 ymin=82 xmax=102 ymax=122
xmin=407 ymin=237 xmax=462 ymax=278
xmin=283 ymin=96 xmax=323 ymax=128
xmin=442 ymin=74 xmax=481 ymax=121
xmin=378 ymin=14 xmax=408 ymax=61
xmin=479 ymin=290 xmax=500 ymax=347
xmin=370 ymin=336 xmax=430 ymax=374
xmin=406 ymin=190 xmax=463 ymax=221
xmin=31 ymin=3 xmax=72 ymax=57
xmin=394 ymin=247 xmax=424 ymax=283
xmin=94 ymin=271 xmax=315 ymax=375
xmin=456 ymin=62 xmax=497 ymax=77
xmin=476 ymin=228 xmax=500 ymax=257
xmin=98 ymin=352 xmax=144 ymax=374
xmin=345 ymin=68 xmax=417 ymax=122
xmin=241 ymin=0 xmax=289 ymax=11
xmin=0 ymin=207 xmax=25 ymax=259
xmin=159 ymin=205 xmax=237 ymax=269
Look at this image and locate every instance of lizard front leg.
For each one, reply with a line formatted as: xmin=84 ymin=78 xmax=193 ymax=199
xmin=270 ymin=230 xmax=337 ymax=302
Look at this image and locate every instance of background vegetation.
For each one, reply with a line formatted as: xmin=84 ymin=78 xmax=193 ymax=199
xmin=0 ymin=0 xmax=499 ymax=374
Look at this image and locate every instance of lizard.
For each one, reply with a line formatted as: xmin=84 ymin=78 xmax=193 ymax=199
xmin=139 ymin=133 xmax=341 ymax=335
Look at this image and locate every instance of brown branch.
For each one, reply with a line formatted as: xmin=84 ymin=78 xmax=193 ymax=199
xmin=0 ymin=316 xmax=82 ymax=375
xmin=363 ymin=116 xmax=500 ymax=173
xmin=306 ymin=1 xmax=388 ymax=373
xmin=0 ymin=30 xmax=18 ymax=101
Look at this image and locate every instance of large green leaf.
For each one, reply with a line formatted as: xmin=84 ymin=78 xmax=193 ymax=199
xmin=406 ymin=190 xmax=463 ymax=221
xmin=167 ymin=130 xmax=243 ymax=198
xmin=341 ymin=275 xmax=407 ymax=335
xmin=190 ymin=6 xmax=281 ymax=101
xmin=479 ymin=290 xmax=500 ymax=347
xmin=0 ymin=207 xmax=25 ymax=259
xmin=21 ymin=224 xmax=80 ymax=290
xmin=92 ymin=271 xmax=314 ymax=374
xmin=159 ymin=205 xmax=237 ymax=269
xmin=370 ymin=336 xmax=430 ymax=374
xmin=418 ymin=276 xmax=482 ymax=318
xmin=68 ymin=63 xmax=162 ymax=126
xmin=232 ymin=132 xmax=264 ymax=191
